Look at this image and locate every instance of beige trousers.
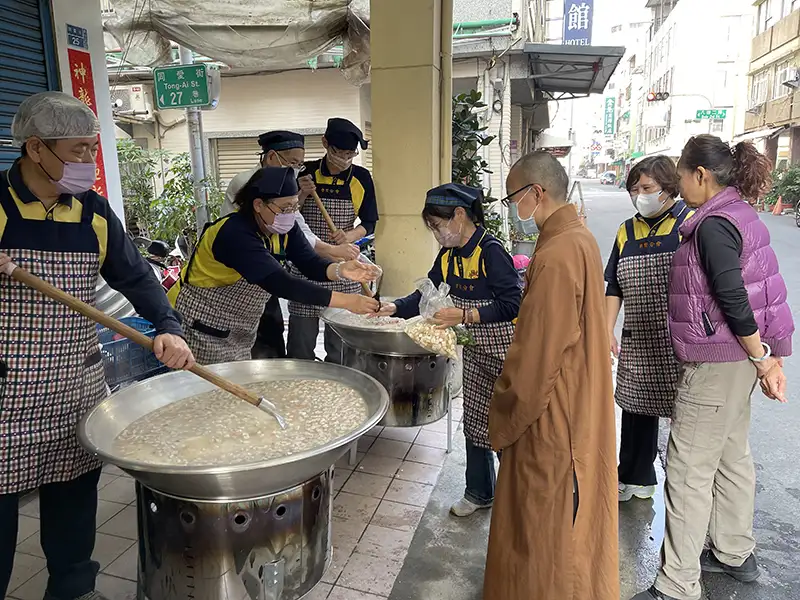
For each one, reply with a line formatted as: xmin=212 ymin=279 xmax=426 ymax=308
xmin=655 ymin=360 xmax=758 ymax=600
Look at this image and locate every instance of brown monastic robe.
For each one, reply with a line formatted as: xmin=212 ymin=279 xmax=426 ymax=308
xmin=484 ymin=204 xmax=618 ymax=600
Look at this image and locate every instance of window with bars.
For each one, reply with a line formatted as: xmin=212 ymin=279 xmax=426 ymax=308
xmin=750 ymin=70 xmax=770 ymax=107
xmin=774 ymin=62 xmax=793 ymax=98
xmin=711 ymin=119 xmax=724 ymax=134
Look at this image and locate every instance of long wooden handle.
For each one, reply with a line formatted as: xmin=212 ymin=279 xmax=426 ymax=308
xmin=9 ymin=266 xmax=262 ymax=408
xmin=311 ymin=190 xmax=373 ymax=296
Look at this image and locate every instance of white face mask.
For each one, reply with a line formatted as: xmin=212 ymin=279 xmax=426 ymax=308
xmin=632 ymin=190 xmax=666 ymax=218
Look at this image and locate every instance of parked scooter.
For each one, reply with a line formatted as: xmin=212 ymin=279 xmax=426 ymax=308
xmin=133 ymin=236 xmax=184 ymax=292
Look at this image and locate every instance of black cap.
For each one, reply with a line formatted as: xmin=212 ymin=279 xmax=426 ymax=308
xmin=425 ymin=183 xmax=483 ymax=208
xmin=244 ymin=167 xmax=299 ymax=199
xmin=325 ymin=117 xmax=368 ymax=152
xmin=257 ymin=130 xmax=305 ymax=153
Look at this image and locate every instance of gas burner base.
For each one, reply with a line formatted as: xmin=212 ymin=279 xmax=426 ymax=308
xmin=135 ymin=470 xmax=332 ymax=600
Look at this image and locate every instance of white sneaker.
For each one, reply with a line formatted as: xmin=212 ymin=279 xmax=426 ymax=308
xmin=619 ymin=482 xmax=656 ymax=502
xmin=450 ymin=496 xmax=492 ymax=517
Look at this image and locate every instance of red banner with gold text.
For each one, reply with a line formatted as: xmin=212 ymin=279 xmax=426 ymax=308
xmin=67 ymin=47 xmax=107 ymax=198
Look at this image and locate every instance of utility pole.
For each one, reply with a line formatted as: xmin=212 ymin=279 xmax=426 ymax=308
xmin=567 ymin=99 xmax=575 ymax=177
xmin=178 ymin=45 xmax=210 ymax=232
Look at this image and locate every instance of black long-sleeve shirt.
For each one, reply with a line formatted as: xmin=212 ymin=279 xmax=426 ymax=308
xmin=696 ymin=216 xmax=758 ymax=337
xmin=0 ymin=162 xmax=183 ymax=337
xmin=304 ymin=158 xmax=379 ymax=236
xmin=393 ymin=229 xmax=521 ymax=323
xmin=210 ymin=213 xmax=333 ymax=307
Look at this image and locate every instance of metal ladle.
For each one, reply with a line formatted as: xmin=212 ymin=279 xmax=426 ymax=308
xmin=6 ymin=265 xmax=288 ymax=429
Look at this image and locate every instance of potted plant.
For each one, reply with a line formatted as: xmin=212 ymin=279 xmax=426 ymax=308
xmin=452 ymin=90 xmax=506 ymax=243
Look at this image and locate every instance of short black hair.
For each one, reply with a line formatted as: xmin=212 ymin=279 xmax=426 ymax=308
xmin=511 ymin=151 xmax=569 ymax=201
xmin=627 ymin=156 xmax=679 ymax=198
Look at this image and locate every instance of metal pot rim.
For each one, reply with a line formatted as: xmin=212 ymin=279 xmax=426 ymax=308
xmin=77 ymin=360 xmax=390 ymax=479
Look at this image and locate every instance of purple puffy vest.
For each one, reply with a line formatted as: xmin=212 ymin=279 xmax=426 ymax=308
xmin=668 ymin=186 xmax=794 ymax=363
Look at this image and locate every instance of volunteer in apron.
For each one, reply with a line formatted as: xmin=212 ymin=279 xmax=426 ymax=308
xmin=169 ymin=166 xmax=380 ymax=365
xmin=0 ymin=92 xmax=194 ymax=600
xmin=377 ymin=183 xmax=521 ymax=517
xmin=287 ymin=117 xmax=379 ymax=363
xmin=604 ymin=156 xmax=693 ymax=501
xmin=220 ymin=131 xmax=359 ymax=359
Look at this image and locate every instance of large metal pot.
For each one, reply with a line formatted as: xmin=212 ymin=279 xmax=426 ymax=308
xmin=78 ymin=360 xmax=390 ymax=501
xmin=322 ymin=308 xmax=451 ymax=427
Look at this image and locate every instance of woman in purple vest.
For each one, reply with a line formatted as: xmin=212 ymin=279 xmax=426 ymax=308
xmin=633 ymin=135 xmax=794 ymax=600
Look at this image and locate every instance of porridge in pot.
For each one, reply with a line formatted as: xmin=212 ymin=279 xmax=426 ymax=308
xmin=113 ymin=379 xmax=369 ymax=467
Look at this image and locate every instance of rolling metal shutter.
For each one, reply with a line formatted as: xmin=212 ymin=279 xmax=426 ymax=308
xmin=363 ymin=122 xmax=372 ymax=171
xmin=0 ymin=0 xmax=59 ymax=169
xmin=214 ymin=134 xmax=325 ymax=184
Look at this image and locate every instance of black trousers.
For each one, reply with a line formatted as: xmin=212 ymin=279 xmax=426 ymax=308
xmin=251 ymin=295 xmax=286 ymax=359
xmin=618 ymin=410 xmax=660 ymax=487
xmin=1 ymin=468 xmax=101 ymax=599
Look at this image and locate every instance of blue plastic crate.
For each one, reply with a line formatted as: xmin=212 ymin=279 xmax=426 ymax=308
xmin=97 ymin=317 xmax=167 ymax=387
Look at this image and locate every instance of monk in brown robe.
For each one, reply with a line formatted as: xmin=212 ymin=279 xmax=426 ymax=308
xmin=484 ymin=151 xmax=619 ymax=600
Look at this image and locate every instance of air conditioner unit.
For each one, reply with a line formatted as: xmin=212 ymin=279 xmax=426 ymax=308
xmin=110 ymin=85 xmax=154 ymax=120
xmin=781 ymin=67 xmax=800 ymax=89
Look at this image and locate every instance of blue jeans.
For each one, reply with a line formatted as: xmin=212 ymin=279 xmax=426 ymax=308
xmin=464 ymin=439 xmax=499 ymax=506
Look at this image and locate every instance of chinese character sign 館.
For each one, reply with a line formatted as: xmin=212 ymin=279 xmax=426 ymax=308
xmin=604 ymin=97 xmax=616 ymax=136
xmin=563 ymin=0 xmax=593 ymax=46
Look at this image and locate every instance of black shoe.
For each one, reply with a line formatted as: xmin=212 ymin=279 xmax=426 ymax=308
xmin=630 ymin=586 xmax=679 ymax=600
xmin=701 ymin=549 xmax=760 ymax=583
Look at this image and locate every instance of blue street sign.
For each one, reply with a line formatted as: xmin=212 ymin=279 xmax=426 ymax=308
xmin=66 ymin=24 xmax=89 ymax=50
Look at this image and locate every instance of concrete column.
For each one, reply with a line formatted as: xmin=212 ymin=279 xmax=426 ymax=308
xmin=789 ymin=126 xmax=800 ymax=165
xmin=371 ymin=0 xmax=450 ymax=297
xmin=765 ymin=135 xmax=779 ymax=169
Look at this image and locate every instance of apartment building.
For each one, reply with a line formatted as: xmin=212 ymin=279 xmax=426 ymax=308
xmin=743 ymin=0 xmax=800 ymax=168
xmin=637 ymin=0 xmax=753 ymax=160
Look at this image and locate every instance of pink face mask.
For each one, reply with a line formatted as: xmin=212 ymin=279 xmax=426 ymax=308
xmin=265 ymin=212 xmax=296 ymax=235
xmin=40 ymin=142 xmax=97 ymax=195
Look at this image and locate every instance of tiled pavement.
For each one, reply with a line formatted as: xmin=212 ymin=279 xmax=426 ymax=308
xmin=7 ymin=396 xmax=465 ymax=600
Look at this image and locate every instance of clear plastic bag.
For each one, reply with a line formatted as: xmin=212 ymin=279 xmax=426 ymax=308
xmin=402 ymin=278 xmax=458 ymax=360
xmin=404 ymin=316 xmax=458 ymax=361
xmin=416 ymin=278 xmax=454 ymax=319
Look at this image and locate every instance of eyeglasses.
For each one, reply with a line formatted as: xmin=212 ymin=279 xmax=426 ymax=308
xmin=329 ymin=147 xmax=359 ymax=161
xmin=259 ymin=151 xmax=304 ymax=170
xmin=499 ymin=183 xmax=546 ymax=206
xmin=266 ymin=202 xmax=300 ymax=215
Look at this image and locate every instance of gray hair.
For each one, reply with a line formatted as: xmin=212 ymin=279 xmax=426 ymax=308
xmin=11 ymin=91 xmax=100 ymax=145
xmin=510 ymin=151 xmax=569 ymax=202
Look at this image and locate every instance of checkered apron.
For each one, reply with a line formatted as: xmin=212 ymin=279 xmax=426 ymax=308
xmin=288 ymin=178 xmax=360 ymax=318
xmin=447 ymin=244 xmax=515 ymax=449
xmin=615 ymin=221 xmax=683 ymax=418
xmin=0 ymin=198 xmax=106 ymax=494
xmin=174 ymin=235 xmax=269 ymax=366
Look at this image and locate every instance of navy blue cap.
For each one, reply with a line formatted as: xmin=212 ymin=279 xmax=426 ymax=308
xmin=325 ymin=118 xmax=368 ymax=152
xmin=258 ymin=131 xmax=305 ymax=153
xmin=425 ymin=183 xmax=483 ymax=208
xmin=245 ymin=167 xmax=299 ymax=199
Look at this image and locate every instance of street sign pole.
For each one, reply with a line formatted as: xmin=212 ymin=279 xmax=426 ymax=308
xmin=178 ymin=45 xmax=210 ymax=233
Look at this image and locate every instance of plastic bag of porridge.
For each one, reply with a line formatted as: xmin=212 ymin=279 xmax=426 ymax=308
xmin=404 ymin=316 xmax=458 ymax=361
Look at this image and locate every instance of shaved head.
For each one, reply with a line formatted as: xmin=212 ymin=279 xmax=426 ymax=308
xmin=509 ymin=151 xmax=569 ymax=203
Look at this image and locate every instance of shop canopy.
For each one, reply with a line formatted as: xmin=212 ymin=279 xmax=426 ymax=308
xmin=103 ymin=0 xmax=371 ymax=84
xmin=732 ymin=125 xmax=788 ymax=144
xmin=523 ymin=43 xmax=625 ymax=101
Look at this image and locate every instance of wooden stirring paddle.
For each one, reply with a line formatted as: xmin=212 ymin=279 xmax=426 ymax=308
xmin=7 ymin=265 xmax=288 ymax=429
xmin=309 ymin=189 xmax=373 ymax=297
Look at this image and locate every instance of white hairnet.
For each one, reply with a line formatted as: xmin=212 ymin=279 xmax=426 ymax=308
xmin=11 ymin=91 xmax=100 ymax=145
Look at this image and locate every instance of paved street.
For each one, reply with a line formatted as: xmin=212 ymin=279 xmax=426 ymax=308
xmin=389 ymin=180 xmax=800 ymax=600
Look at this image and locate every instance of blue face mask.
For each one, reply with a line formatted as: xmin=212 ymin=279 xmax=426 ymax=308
xmin=509 ymin=190 xmax=539 ymax=236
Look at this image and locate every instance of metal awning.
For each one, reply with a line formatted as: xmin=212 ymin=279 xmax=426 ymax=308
xmin=523 ymin=43 xmax=626 ymax=102
xmin=732 ymin=125 xmax=788 ymax=144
